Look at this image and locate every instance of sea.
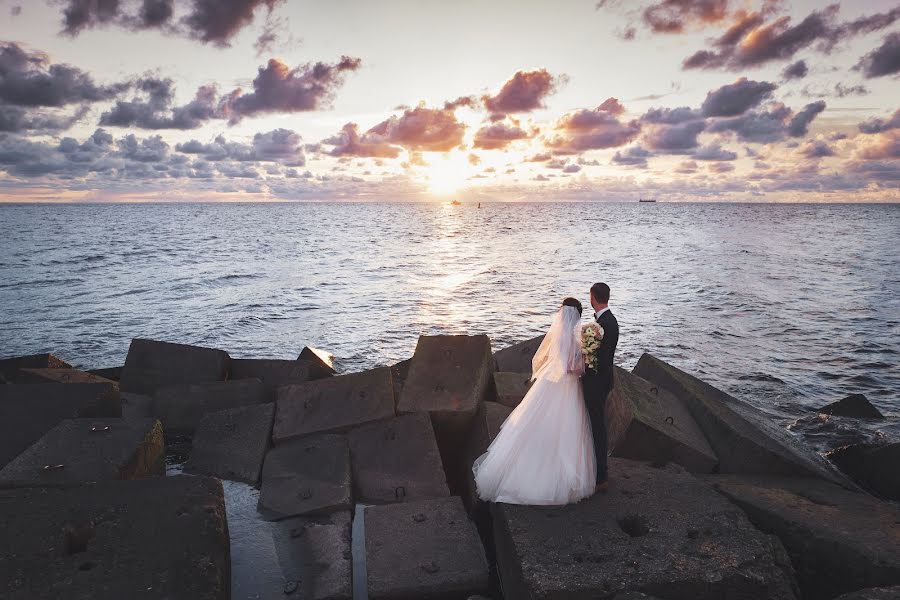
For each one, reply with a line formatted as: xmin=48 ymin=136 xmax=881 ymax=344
xmin=1 ymin=201 xmax=898 ymax=451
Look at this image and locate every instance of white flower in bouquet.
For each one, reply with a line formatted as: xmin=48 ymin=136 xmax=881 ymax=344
xmin=581 ymin=322 xmax=604 ymax=371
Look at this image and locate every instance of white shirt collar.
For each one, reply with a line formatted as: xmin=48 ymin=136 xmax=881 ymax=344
xmin=594 ymin=306 xmax=610 ymax=319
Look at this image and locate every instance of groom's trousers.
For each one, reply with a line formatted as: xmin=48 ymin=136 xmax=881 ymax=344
xmin=582 ymin=374 xmax=610 ymax=484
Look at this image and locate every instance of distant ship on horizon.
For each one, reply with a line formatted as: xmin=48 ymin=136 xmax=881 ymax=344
xmin=639 ymin=198 xmax=657 ymax=203
xmin=450 ymin=199 xmax=461 ymax=206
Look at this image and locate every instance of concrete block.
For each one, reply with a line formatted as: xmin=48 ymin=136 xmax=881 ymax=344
xmin=818 ymin=394 xmax=885 ymax=419
xmin=492 ymin=372 xmax=532 ymax=408
xmin=0 ymin=475 xmax=229 ymax=600
xmin=390 ymin=357 xmax=411 ymax=401
xmin=365 ymin=496 xmax=489 ymax=599
xmin=184 ymin=402 xmax=275 ymax=486
xmin=122 ymin=392 xmax=153 ymax=420
xmin=607 ymin=366 xmax=717 ymax=473
xmin=493 ymin=335 xmax=544 ymax=373
xmin=87 ymin=366 xmax=123 ymax=381
xmin=826 ymin=442 xmax=900 ymax=501
xmin=274 ymin=367 xmax=395 ymax=443
xmin=15 ymin=367 xmax=117 ymax=386
xmin=299 ymin=346 xmax=337 ymax=379
xmin=151 ymin=378 xmax=268 ymax=434
xmin=225 ymin=480 xmax=352 ymax=600
xmin=833 ymin=587 xmax=900 ymax=600
xmin=119 ymin=338 xmax=229 ymax=395
xmin=492 ymin=458 xmax=799 ymax=600
xmin=708 ymin=474 xmax=900 ymax=599
xmin=0 ymin=353 xmax=72 ymax=382
xmin=398 ymin=335 xmax=493 ymax=430
xmin=633 ymin=353 xmax=853 ymax=487
xmin=258 ymin=434 xmax=352 ymax=520
xmin=0 ymin=418 xmax=164 ymax=487
xmin=228 ymin=358 xmax=311 ymax=399
xmin=0 ymin=383 xmax=121 ymax=469
xmin=349 ymin=413 xmax=450 ymax=505
xmin=398 ymin=335 xmax=493 ymax=497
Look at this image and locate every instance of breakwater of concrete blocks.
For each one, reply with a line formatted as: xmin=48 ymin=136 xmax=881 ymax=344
xmin=0 ymin=335 xmax=898 ymax=600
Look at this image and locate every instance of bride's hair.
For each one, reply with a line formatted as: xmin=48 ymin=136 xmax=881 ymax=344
xmin=561 ymin=297 xmax=583 ymax=316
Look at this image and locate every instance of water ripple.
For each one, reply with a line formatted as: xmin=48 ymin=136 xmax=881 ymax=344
xmin=0 ymin=202 xmax=898 ymax=450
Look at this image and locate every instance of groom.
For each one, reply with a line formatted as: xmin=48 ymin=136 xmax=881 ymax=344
xmin=583 ymin=282 xmax=619 ymax=493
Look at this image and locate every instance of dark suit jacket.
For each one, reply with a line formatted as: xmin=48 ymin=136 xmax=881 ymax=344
xmin=584 ymin=309 xmax=619 ymax=398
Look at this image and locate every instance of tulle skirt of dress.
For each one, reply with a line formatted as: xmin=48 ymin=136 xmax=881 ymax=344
xmin=472 ymin=373 xmax=596 ymax=506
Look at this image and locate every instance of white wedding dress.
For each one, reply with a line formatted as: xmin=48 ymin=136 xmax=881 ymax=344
xmin=473 ymin=306 xmax=596 ymax=505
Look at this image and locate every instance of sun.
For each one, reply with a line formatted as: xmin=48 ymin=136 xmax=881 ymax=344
xmin=424 ymin=152 xmax=470 ymax=196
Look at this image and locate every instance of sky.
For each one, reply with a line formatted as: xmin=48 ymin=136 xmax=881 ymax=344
xmin=0 ymin=0 xmax=898 ymax=202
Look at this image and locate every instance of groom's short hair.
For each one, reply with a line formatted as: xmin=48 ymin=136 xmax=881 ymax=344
xmin=591 ymin=282 xmax=610 ymax=303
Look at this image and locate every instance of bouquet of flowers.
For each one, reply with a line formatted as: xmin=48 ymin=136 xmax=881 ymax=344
xmin=581 ymin=322 xmax=604 ymax=372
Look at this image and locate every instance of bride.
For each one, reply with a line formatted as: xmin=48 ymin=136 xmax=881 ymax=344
xmin=473 ymin=297 xmax=596 ymax=505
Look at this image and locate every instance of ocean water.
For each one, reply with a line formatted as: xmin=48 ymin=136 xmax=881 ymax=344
xmin=1 ymin=202 xmax=898 ymax=449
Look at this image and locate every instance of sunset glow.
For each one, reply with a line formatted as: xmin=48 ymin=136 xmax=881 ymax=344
xmin=423 ymin=152 xmax=472 ymax=196
xmin=0 ymin=1 xmax=897 ymax=202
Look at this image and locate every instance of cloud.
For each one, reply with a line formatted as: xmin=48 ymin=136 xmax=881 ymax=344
xmin=643 ymin=119 xmax=705 ymax=151
xmin=782 ymin=60 xmax=808 ymax=80
xmin=692 ymin=143 xmax=736 ymax=160
xmin=0 ymin=42 xmax=128 ymax=107
xmin=0 ymin=123 xmax=317 ymax=189
xmin=59 ymin=0 xmax=122 ymax=35
xmin=0 ymin=129 xmax=394 ymax=198
xmin=546 ymin=99 xmax=641 ymax=153
xmin=117 ymin=132 xmax=169 ymax=162
xmin=845 ymin=158 xmax=900 ymax=182
xmin=176 ymin=128 xmax=305 ymax=165
xmin=249 ymin=128 xmax=306 ymax=164
xmin=56 ymin=128 xmax=114 ymax=164
xmin=837 ymin=6 xmax=900 ymax=37
xmin=706 ymin=101 xmax=825 ymax=143
xmin=139 ymin=0 xmax=174 ymax=27
xmin=708 ymin=162 xmax=735 ymax=173
xmin=0 ymin=133 xmax=84 ymax=177
xmin=184 ymin=0 xmax=284 ymax=46
xmin=676 ymin=160 xmax=698 ymax=173
xmin=800 ymin=82 xmax=869 ymax=99
xmin=705 ymin=104 xmax=787 ymax=143
xmin=801 ymin=140 xmax=835 ymax=158
xmin=641 ymin=0 xmax=730 ymax=33
xmin=611 ymin=145 xmax=651 ymax=167
xmin=787 ymin=100 xmax=826 ymax=137
xmin=683 ymin=5 xmax=900 ymax=71
xmin=0 ymin=104 xmax=89 ymax=133
xmin=700 ymin=78 xmax=776 ymax=117
xmin=56 ymin=0 xmax=285 ymax=46
xmin=99 ymin=78 xmax=218 ymax=130
xmin=253 ymin=12 xmax=292 ymax=57
xmin=855 ymin=131 xmax=900 ymax=160
xmin=473 ymin=121 xmax=532 ymax=150
xmin=482 ymin=69 xmax=562 ymax=115
xmin=443 ymin=96 xmax=477 ymax=111
xmin=858 ymin=109 xmax=900 ymax=134
xmin=562 ymin=163 xmax=581 ymax=173
xmin=364 ymin=105 xmax=466 ymax=152
xmin=855 ymin=32 xmax=900 ymax=78
xmin=641 ymin=106 xmax=702 ymax=124
xmin=321 ymin=123 xmax=402 ymax=158
xmin=99 ymin=56 xmax=360 ymax=129
xmin=220 ymin=56 xmax=361 ymax=123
